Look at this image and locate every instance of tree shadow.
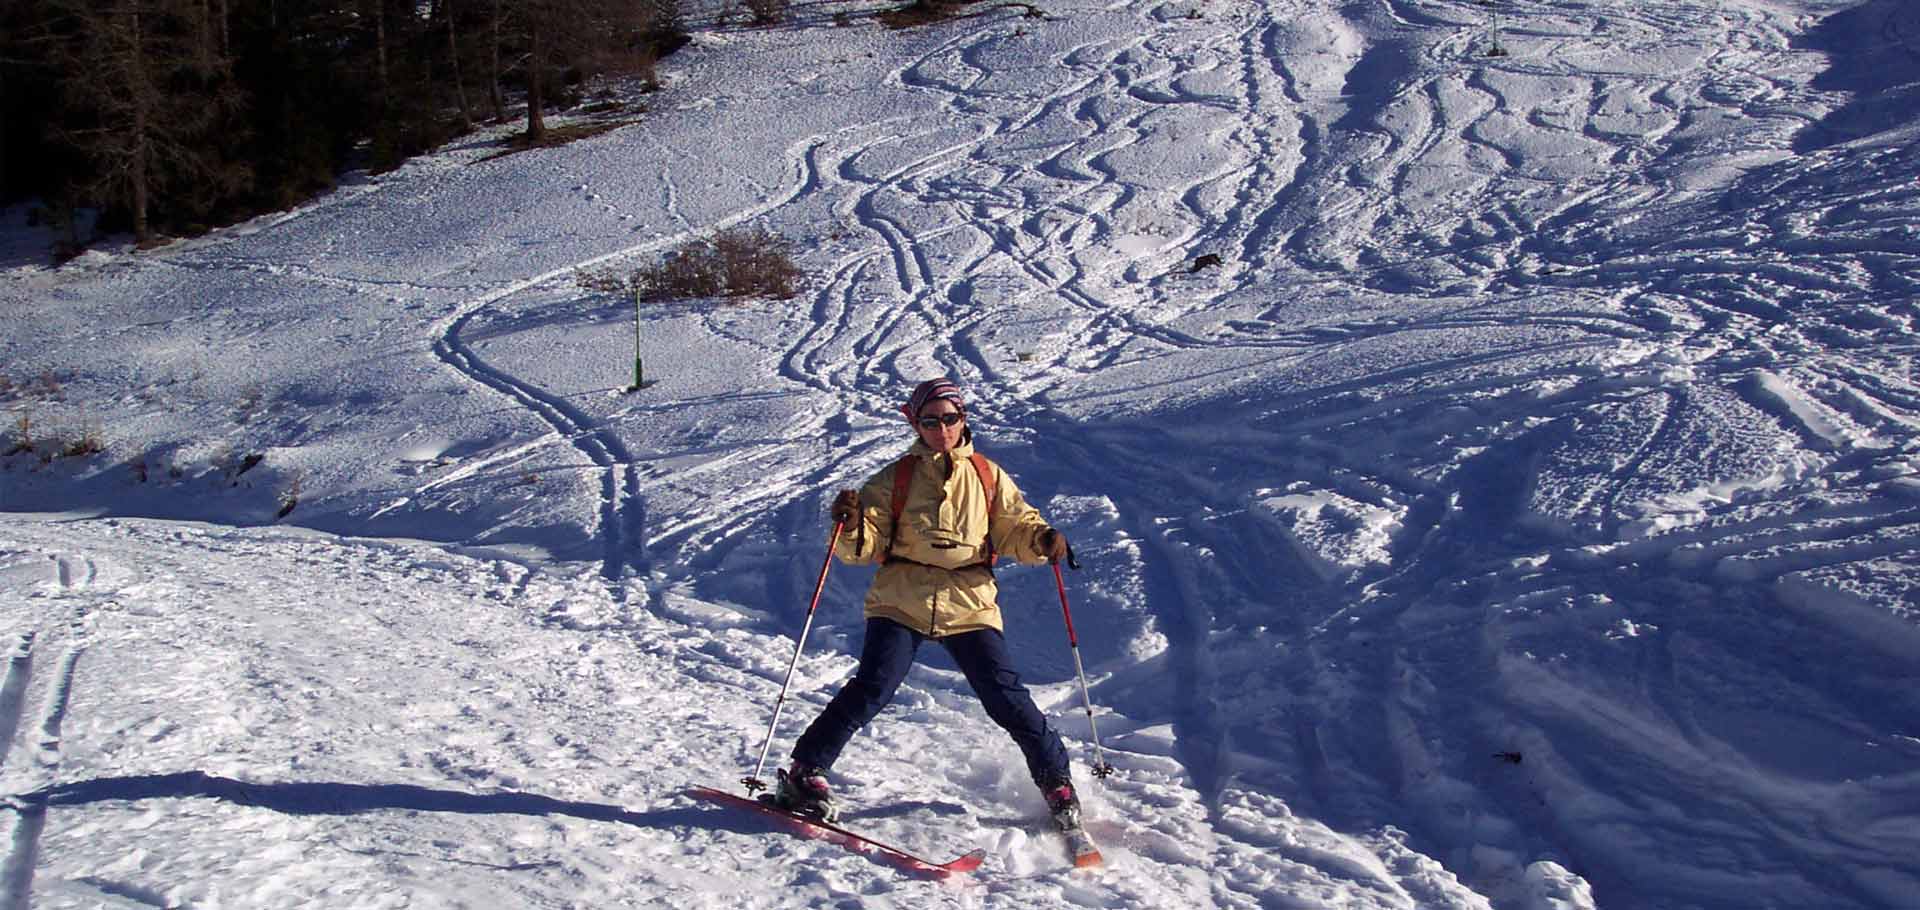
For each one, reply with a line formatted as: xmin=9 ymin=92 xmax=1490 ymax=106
xmin=1792 ymin=0 xmax=1920 ymax=152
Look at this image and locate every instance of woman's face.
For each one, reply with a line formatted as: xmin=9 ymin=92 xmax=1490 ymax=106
xmin=915 ymin=399 xmax=965 ymax=453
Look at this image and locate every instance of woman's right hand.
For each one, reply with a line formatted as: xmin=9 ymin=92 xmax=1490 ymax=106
xmin=831 ymin=490 xmax=860 ymax=526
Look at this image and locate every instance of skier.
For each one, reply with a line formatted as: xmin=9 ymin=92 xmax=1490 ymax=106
xmin=775 ymin=377 xmax=1082 ymax=831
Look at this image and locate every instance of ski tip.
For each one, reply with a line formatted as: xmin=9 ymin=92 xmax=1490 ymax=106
xmin=943 ymin=848 xmax=988 ymax=875
xmin=1072 ymin=850 xmax=1104 ymax=869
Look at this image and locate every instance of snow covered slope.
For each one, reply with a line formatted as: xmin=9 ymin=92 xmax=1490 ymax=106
xmin=4 ymin=0 xmax=1917 ymax=907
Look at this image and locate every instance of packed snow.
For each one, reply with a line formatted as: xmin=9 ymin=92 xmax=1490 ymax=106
xmin=3 ymin=0 xmax=1917 ymax=907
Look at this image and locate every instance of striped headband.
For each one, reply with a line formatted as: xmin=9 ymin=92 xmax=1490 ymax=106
xmin=901 ymin=377 xmax=966 ymax=421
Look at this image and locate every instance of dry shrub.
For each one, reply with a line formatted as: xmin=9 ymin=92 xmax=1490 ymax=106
xmin=712 ymin=228 xmax=803 ymax=299
xmin=631 ymin=227 xmax=803 ymax=302
xmin=278 ymin=472 xmax=303 ymax=519
xmin=4 ymin=410 xmax=104 ymax=459
xmin=6 ymin=412 xmax=31 ymax=456
xmin=61 ymin=425 xmax=105 ymax=457
xmin=636 ymin=242 xmax=727 ymax=300
xmin=575 ymin=266 xmax=635 ymax=295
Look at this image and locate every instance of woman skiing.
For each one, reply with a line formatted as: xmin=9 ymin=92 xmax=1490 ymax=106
xmin=774 ymin=377 xmax=1082 ymax=831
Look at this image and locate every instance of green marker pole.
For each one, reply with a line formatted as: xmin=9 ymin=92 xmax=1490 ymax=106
xmin=641 ymin=286 xmax=656 ymax=389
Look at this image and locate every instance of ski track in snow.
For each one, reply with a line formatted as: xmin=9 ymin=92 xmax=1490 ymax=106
xmin=635 ymin=1 xmax=1920 ymax=906
xmin=3 ymin=0 xmax=1919 ymax=906
xmin=424 ymin=133 xmax=839 ymax=599
xmin=0 ymin=552 xmax=95 ymax=910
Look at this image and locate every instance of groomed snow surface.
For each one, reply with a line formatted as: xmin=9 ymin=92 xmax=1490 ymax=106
xmin=4 ymin=0 xmax=1918 ymax=907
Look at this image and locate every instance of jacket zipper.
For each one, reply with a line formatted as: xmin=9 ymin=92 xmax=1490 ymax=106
xmin=929 ymin=455 xmax=949 ymax=636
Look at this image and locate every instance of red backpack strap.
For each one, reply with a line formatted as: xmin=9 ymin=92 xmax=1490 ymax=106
xmin=890 ymin=455 xmax=919 ymax=525
xmin=887 ymin=455 xmax=919 ymax=559
xmin=970 ymin=453 xmax=998 ymax=564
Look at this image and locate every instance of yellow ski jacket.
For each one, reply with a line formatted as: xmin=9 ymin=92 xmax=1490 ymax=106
xmin=833 ymin=438 xmax=1055 ymax=637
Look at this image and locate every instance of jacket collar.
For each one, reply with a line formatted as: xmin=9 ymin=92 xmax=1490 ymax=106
xmin=909 ymin=436 xmax=976 ymax=461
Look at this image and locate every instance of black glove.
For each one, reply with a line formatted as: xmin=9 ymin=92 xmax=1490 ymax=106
xmin=1039 ymin=527 xmax=1070 ymax=563
xmin=831 ymin=489 xmax=859 ymax=526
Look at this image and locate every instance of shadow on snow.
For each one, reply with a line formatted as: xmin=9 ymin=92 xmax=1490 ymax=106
xmin=18 ymin=771 xmax=710 ymax=833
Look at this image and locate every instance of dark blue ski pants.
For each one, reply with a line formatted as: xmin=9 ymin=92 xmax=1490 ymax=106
xmin=792 ymin=618 xmax=1071 ymax=789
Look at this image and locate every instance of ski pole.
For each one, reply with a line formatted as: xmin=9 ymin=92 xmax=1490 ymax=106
xmin=1052 ymin=547 xmax=1116 ymax=779
xmin=743 ymin=519 xmax=844 ymax=794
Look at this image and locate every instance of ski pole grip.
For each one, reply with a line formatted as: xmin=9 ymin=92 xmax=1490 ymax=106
xmin=803 ymin=520 xmax=844 ymax=619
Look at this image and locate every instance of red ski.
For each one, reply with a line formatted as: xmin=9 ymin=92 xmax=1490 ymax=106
xmin=688 ymin=786 xmax=987 ymax=879
xmin=1062 ymin=825 xmax=1103 ymax=868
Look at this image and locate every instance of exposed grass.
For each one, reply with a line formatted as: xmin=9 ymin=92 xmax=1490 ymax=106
xmin=479 ymin=118 xmax=643 ymax=163
xmin=744 ymin=0 xmax=791 ymax=25
xmin=878 ymin=0 xmax=975 ymax=29
xmin=579 ymin=99 xmax=630 ymax=115
xmin=877 ymin=0 xmax=1043 ymax=29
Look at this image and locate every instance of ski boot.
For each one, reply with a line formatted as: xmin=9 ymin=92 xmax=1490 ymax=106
xmin=773 ymin=762 xmax=838 ymax=822
xmin=1043 ymin=779 xmax=1082 ymax=832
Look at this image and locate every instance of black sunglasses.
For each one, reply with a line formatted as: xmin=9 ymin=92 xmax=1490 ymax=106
xmin=915 ymin=413 xmax=965 ymax=429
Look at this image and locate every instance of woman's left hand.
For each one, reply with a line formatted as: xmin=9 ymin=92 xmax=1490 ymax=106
xmin=831 ymin=489 xmax=860 ymax=525
xmin=1039 ymin=528 xmax=1070 ymax=563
